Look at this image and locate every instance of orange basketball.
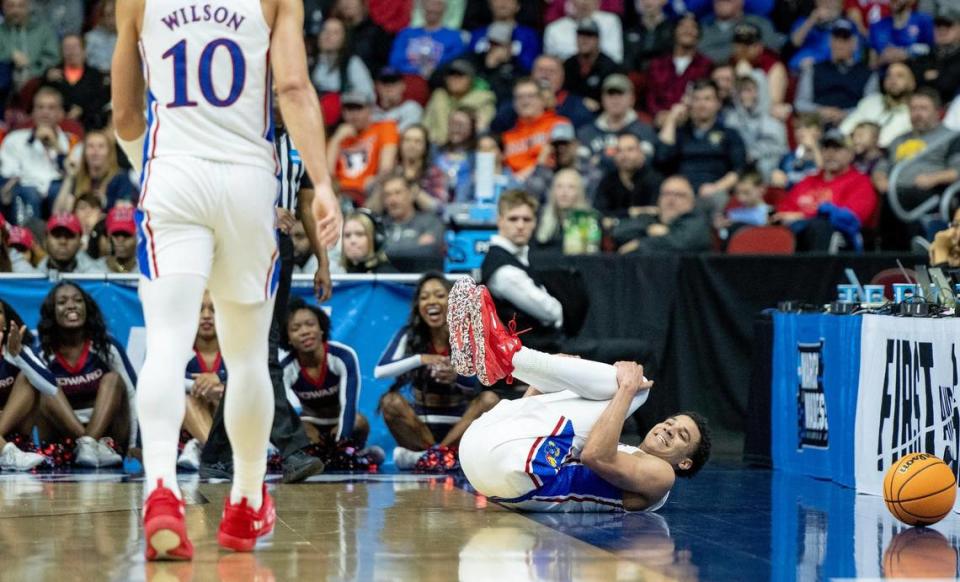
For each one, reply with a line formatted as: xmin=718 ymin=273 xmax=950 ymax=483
xmin=883 ymin=453 xmax=957 ymax=526
xmin=883 ymin=528 xmax=958 ymax=578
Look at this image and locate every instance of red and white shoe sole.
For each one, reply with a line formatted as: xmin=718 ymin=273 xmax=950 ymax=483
xmin=145 ymin=517 xmax=193 ymax=561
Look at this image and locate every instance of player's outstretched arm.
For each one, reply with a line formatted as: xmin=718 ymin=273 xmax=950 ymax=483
xmin=111 ymin=0 xmax=146 ymax=174
xmin=271 ymin=0 xmax=342 ymax=248
xmin=580 ymin=362 xmax=672 ymax=509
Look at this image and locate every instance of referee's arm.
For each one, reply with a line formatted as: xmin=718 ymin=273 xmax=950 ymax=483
xmin=298 ymin=185 xmax=332 ymax=302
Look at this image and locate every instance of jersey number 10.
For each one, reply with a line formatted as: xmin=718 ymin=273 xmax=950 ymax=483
xmin=162 ymin=39 xmax=246 ymax=108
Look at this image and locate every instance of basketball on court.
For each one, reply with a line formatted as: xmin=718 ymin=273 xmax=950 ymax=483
xmin=883 ymin=453 xmax=957 ymax=526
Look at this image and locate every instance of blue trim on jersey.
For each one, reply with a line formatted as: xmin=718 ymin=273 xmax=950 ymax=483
xmin=328 ymin=342 xmax=360 ymax=439
xmin=376 ymin=326 xmax=409 ymax=369
xmin=528 ymin=418 xmax=575 ymax=487
xmin=109 ymin=337 xmax=138 ymax=386
xmin=141 ymin=90 xmax=157 ymax=179
xmin=268 ymin=229 xmax=281 ymax=297
xmin=134 ymin=208 xmax=153 ymax=279
xmin=492 ymin=463 xmax=624 ymax=509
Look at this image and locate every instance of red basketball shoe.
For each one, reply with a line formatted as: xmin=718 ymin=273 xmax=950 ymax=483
xmin=448 ymin=278 xmax=523 ymax=385
xmin=144 ymin=479 xmax=193 ymax=561
xmin=217 ymin=485 xmax=276 ymax=552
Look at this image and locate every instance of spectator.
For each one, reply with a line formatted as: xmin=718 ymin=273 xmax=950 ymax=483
xmin=614 ymin=175 xmax=714 ymax=253
xmin=563 ymin=19 xmax=624 ymax=105
xmin=646 ymin=14 xmax=713 ymax=126
xmin=545 ymin=0 xmax=626 ymax=23
xmin=6 ymin=225 xmax=40 ymax=271
xmin=0 ymin=87 xmax=76 ymax=224
xmin=433 ymin=107 xmax=477 ymax=204
xmin=53 ymin=130 xmax=137 ymax=214
xmin=623 ymin=0 xmax=675 ymax=72
xmin=502 ymin=78 xmax=570 ymax=179
xmin=579 ymin=74 xmax=658 ymax=172
xmin=700 ymin=0 xmax=783 ymax=64
xmin=774 ymin=128 xmax=877 ymax=251
xmin=311 ymin=17 xmax=375 ymax=100
xmin=422 ymin=59 xmax=495 ymax=146
xmin=526 ymin=122 xmax=601 ymax=204
xmin=716 ymin=171 xmax=772 ymax=238
xmin=480 ymin=189 xmax=564 ymax=350
xmin=372 ymin=68 xmax=424 ymax=132
xmin=335 ymin=0 xmax=394 ymax=74
xmin=461 ymin=133 xmax=522 ymax=202
xmin=711 ymin=63 xmax=738 ymax=115
xmin=369 ymin=124 xmax=447 ymax=211
xmin=544 ymin=0 xmax=624 ymax=63
xmin=730 ymin=22 xmax=790 ymax=115
xmin=0 ymin=300 xmax=56 ymax=470
xmin=410 ymin=0 xmax=468 ymax=29
xmin=37 ymin=282 xmax=137 ymax=467
xmin=380 ymin=175 xmax=446 ymax=261
xmin=656 ymin=79 xmax=748 ymax=205
xmin=840 ymin=61 xmax=915 ymax=147
xmin=909 ymin=5 xmax=960 ymax=105
xmin=469 ymin=0 xmax=540 ymax=72
xmin=84 ymin=0 xmax=117 ymax=74
xmin=72 ymin=193 xmax=104 ymax=249
xmin=794 ymin=20 xmax=872 ymax=126
xmin=870 ymin=0 xmax=934 ymax=66
xmin=43 ymin=35 xmax=110 ymax=131
xmin=281 ymin=300 xmax=369 ymax=448
xmin=388 ymin=0 xmax=468 ymax=78
xmin=595 ymin=132 xmax=664 ymax=218
xmin=875 ymin=88 xmax=960 ymax=211
xmin=491 ymin=54 xmax=595 ymax=132
xmin=771 ymin=112 xmax=824 ymax=189
xmin=788 ymin=0 xmax=855 ymax=70
xmin=376 ymin=272 xmax=493 ymax=468
xmin=340 ymin=211 xmax=398 ymax=273
xmin=728 ymin=75 xmax=789 ymax=181
xmin=32 ymin=0 xmax=83 ymax=37
xmin=845 ymin=0 xmax=892 ymax=35
xmin=0 ymin=0 xmax=59 ymax=88
xmin=291 ymin=222 xmax=320 ymax=276
xmin=179 ymin=290 xmax=226 ymax=471
xmin=668 ymin=0 xmax=776 ymax=18
xmin=851 ymin=120 xmax=885 ymax=176
xmin=37 ymin=213 xmax=107 ymax=274
xmin=473 ymin=22 xmax=525 ymax=104
xmin=101 ymin=206 xmax=137 ymax=274
xmin=533 ymin=169 xmax=596 ymax=252
xmin=329 ymin=92 xmax=399 ymax=206
xmin=929 ymin=207 xmax=960 ymax=266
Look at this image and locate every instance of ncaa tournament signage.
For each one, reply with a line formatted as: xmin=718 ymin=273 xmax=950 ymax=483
xmin=855 ymin=315 xmax=960 ymax=514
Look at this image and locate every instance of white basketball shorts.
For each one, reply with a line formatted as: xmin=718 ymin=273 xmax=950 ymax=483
xmin=136 ymin=157 xmax=281 ymax=303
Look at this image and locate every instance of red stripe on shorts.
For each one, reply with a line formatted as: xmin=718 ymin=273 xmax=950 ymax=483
xmin=524 ymin=415 xmax=567 ymax=489
xmin=263 ymin=247 xmax=279 ymax=300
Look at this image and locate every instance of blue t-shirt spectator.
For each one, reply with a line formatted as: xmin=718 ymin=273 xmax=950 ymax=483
xmin=869 ymin=11 xmax=934 ymax=58
xmin=789 ymin=18 xmax=862 ymax=71
xmin=388 ymin=27 xmax=468 ymax=78
xmin=469 ymin=24 xmax=541 ymax=73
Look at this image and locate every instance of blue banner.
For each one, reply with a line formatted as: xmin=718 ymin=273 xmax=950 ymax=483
xmin=771 ymin=313 xmax=862 ymax=487
xmin=0 ymin=279 xmax=415 ymax=455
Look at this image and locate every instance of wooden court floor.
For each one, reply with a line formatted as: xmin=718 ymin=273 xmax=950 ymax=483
xmin=0 ymin=472 xmax=680 ymax=582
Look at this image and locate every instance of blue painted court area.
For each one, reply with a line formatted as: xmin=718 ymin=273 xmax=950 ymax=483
xmin=2 ymin=463 xmax=959 ymax=581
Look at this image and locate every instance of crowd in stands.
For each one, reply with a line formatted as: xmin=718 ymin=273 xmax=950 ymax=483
xmin=0 ymin=0 xmax=958 ymax=274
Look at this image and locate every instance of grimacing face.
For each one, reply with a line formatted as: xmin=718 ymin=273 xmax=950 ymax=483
xmin=640 ymin=415 xmax=702 ymax=472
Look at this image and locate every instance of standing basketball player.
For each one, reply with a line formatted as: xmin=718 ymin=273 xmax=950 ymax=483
xmin=112 ymin=0 xmax=341 ymax=560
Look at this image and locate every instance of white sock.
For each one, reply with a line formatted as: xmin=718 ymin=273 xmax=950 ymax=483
xmin=138 ymin=275 xmax=207 ymax=501
xmin=215 ymin=296 xmax=276 ymax=511
xmin=511 ymin=348 xmax=619 ymax=400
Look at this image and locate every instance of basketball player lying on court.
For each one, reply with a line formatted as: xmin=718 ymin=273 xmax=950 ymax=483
xmin=449 ymin=279 xmax=711 ymax=512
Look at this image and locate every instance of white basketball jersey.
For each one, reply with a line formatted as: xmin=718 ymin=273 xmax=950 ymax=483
xmin=139 ymin=0 xmax=278 ymax=173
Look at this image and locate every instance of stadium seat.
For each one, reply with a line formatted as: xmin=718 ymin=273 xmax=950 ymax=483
xmin=726 ymin=226 xmax=796 ymax=255
xmin=870 ymin=268 xmax=919 ymax=300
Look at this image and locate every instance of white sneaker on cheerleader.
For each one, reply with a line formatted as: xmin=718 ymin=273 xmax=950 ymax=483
xmin=75 ymin=436 xmax=99 ymax=467
xmin=177 ymin=439 xmax=201 ymax=471
xmin=96 ymin=437 xmax=122 ymax=467
xmin=0 ymin=442 xmax=45 ymax=471
xmin=392 ymin=446 xmax=424 ymax=470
